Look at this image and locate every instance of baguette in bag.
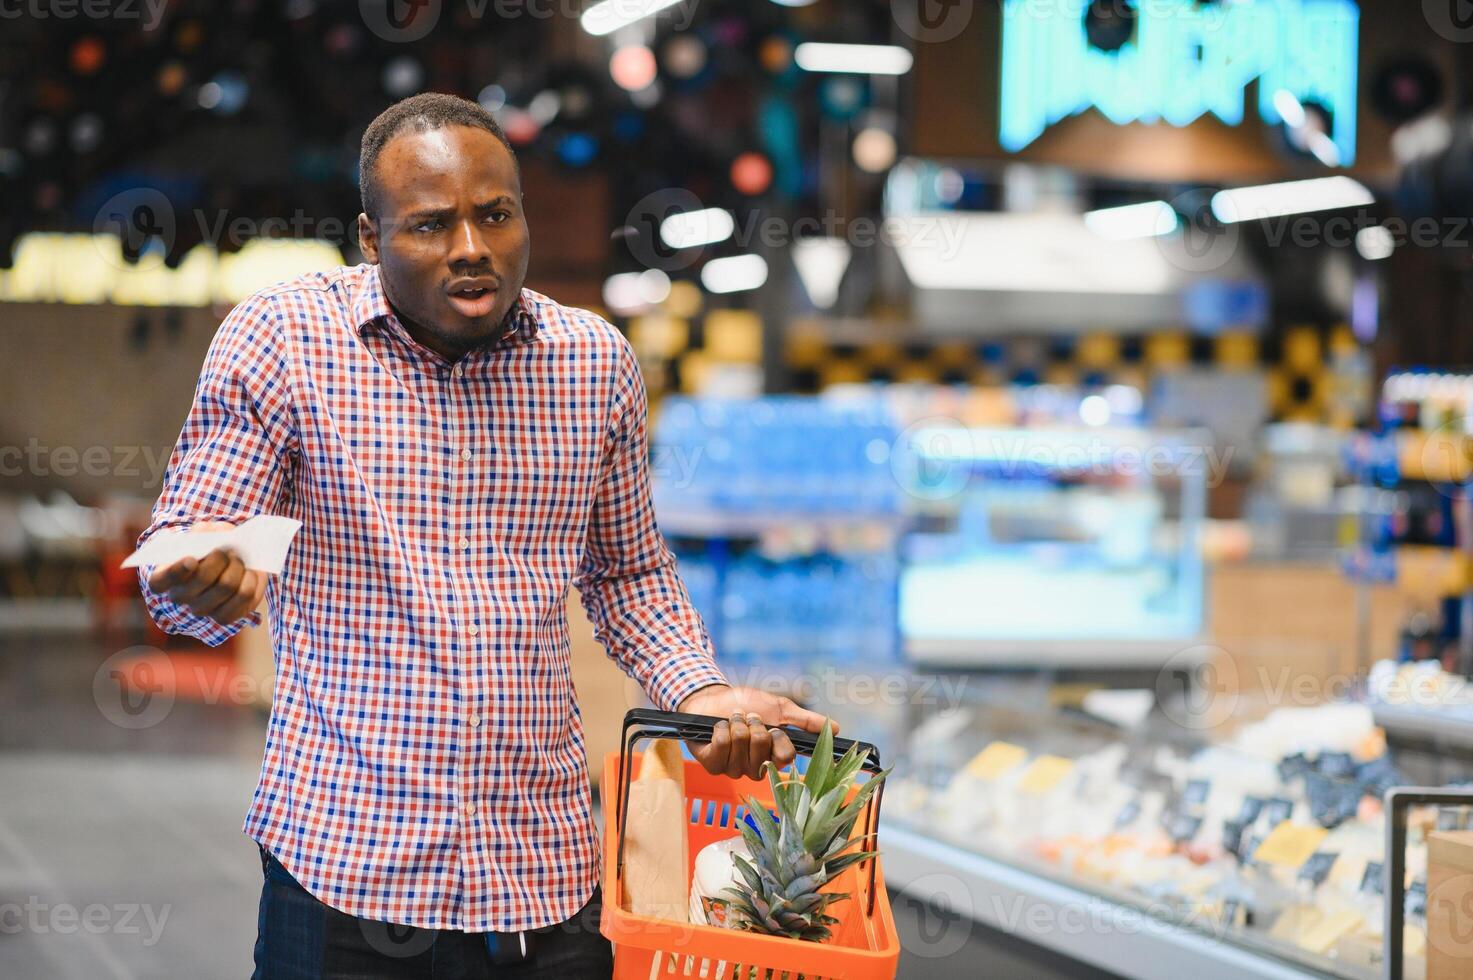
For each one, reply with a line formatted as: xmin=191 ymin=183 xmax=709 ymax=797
xmin=620 ymin=740 xmax=690 ymax=921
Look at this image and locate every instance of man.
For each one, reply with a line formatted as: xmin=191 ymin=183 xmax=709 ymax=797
xmin=139 ymin=92 xmax=827 ymax=979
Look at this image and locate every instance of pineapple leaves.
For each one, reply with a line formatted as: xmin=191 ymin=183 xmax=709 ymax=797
xmin=804 ymin=721 xmax=835 ymax=796
xmin=718 ymin=725 xmax=890 ymax=946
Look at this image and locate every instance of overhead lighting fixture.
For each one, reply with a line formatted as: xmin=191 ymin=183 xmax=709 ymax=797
xmin=1083 ymin=200 xmax=1176 ymax=240
xmin=1355 ymin=225 xmax=1395 ymax=261
xmin=602 ymin=269 xmax=672 ymax=314
xmin=1273 ymin=89 xmax=1342 ymax=167
xmin=660 ymin=208 xmax=735 ymax=249
xmin=580 ymin=0 xmax=684 ymax=37
xmin=1210 ymin=176 xmax=1373 ymax=223
xmin=610 ymin=45 xmax=658 ymax=92
xmin=1273 ymin=89 xmax=1307 ymax=129
xmin=793 ymin=43 xmax=913 ymax=76
xmin=1305 ymin=131 xmax=1342 ymax=168
xmin=701 ymin=254 xmax=768 ymax=293
xmin=792 ymin=238 xmax=851 ymax=309
xmin=852 ymin=127 xmax=898 ymax=173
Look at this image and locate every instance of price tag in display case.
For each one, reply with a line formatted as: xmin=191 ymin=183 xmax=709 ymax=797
xmin=1236 ymin=796 xmax=1266 ymax=826
xmin=1166 ymin=812 xmax=1205 ymax=844
xmin=1317 ymin=752 xmax=1356 ymax=779
xmin=1017 ymin=755 xmax=1074 ymax=795
xmin=1220 ymin=898 xmax=1249 ymax=930
xmin=965 ymin=742 xmax=1028 ymax=781
xmin=1222 ymin=819 xmax=1247 ymax=860
xmin=1253 ymin=823 xmax=1330 ymax=869
xmin=1114 ymin=798 xmax=1142 ymax=830
xmin=1298 ymin=851 xmax=1340 ymax=888
xmin=1406 ymin=879 xmax=1428 ymax=919
xmin=1263 ymin=797 xmax=1295 ymax=827
xmin=1360 ymin=860 xmax=1385 ymax=897
xmin=1278 ymin=754 xmax=1311 ymax=783
xmin=1306 ymin=773 xmax=1362 ymax=829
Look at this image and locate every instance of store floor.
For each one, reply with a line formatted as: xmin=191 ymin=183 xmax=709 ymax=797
xmin=0 ymin=631 xmax=266 ymax=979
xmin=1 ymin=632 xmax=1121 ymax=980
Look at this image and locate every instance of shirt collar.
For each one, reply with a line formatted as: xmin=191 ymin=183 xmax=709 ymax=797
xmin=353 ymin=264 xmax=539 ymax=349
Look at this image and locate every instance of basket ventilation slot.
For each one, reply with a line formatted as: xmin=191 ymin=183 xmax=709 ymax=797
xmin=650 ymin=953 xmax=831 ymax=980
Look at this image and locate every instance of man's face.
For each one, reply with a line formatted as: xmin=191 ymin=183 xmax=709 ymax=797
xmin=358 ymin=125 xmax=530 ymax=360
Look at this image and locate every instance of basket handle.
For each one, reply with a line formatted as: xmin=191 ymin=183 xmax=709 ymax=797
xmin=613 ymin=708 xmax=886 ymax=918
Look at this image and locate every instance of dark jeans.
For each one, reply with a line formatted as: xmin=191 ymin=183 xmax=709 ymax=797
xmin=251 ymin=846 xmax=614 ymax=979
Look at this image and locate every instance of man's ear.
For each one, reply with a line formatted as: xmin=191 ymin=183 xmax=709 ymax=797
xmin=357 ymin=213 xmax=379 ymax=264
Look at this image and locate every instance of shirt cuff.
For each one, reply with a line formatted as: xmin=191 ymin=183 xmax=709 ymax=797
xmin=647 ymin=653 xmax=729 ymax=713
xmin=137 ymin=565 xmax=259 ymax=646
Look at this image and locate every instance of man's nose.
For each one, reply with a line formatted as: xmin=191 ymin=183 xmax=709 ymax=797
xmin=447 ymin=219 xmax=492 ymax=266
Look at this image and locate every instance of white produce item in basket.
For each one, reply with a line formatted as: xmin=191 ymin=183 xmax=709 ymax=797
xmin=689 ymin=835 xmax=752 ymax=928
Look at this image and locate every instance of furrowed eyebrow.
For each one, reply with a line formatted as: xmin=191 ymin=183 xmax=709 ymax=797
xmin=476 ymin=196 xmax=516 ymax=210
xmin=404 ymin=207 xmax=454 ymax=223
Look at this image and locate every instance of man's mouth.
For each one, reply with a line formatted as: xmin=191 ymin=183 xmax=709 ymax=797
xmin=446 ymin=282 xmax=498 ymax=317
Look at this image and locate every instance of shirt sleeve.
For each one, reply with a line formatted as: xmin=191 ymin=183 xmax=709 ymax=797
xmin=136 ymin=292 xmax=297 ymax=646
xmin=573 ymin=336 xmax=728 ymax=711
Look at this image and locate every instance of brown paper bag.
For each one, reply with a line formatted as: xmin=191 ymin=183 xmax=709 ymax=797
xmin=621 ymin=740 xmax=690 ymax=921
xmin=1428 ymin=830 xmax=1473 ymax=980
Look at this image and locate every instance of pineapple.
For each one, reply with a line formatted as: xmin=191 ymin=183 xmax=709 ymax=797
xmin=723 ymin=722 xmax=888 ymax=943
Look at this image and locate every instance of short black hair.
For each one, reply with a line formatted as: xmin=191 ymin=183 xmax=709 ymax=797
xmin=358 ymin=92 xmax=516 ymax=220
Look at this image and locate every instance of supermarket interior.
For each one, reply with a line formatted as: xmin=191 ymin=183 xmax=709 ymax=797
xmin=9 ymin=1 xmax=1473 ymax=978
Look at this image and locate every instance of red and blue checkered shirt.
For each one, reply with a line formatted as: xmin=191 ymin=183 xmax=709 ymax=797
xmin=138 ymin=263 xmax=726 ymax=932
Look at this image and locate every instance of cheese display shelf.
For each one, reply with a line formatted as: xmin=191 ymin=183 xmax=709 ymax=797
xmin=1365 ymin=660 xmax=1473 ymax=754
xmin=870 ymin=693 xmax=1473 ymax=980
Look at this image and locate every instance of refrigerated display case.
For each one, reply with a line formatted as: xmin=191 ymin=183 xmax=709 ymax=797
xmin=862 ymin=683 xmax=1473 ymax=980
xmin=893 ymin=425 xmax=1208 ymax=667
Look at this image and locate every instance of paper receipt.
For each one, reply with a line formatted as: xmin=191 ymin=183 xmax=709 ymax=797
xmin=122 ymin=516 xmax=303 ymax=574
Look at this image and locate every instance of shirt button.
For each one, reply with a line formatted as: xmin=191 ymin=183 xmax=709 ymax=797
xmin=468 ymin=716 xmax=482 ymax=728
xmin=467 ymin=624 xmax=479 ymax=637
xmin=453 ymin=364 xmax=464 ymax=378
xmin=458 ymin=536 xmax=470 ymax=550
xmin=460 ymin=448 xmax=472 ymax=461
xmin=465 ymin=802 xmax=477 ymax=816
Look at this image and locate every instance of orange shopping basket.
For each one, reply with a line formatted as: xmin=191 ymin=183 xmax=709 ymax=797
xmin=601 ymin=708 xmax=900 ymax=980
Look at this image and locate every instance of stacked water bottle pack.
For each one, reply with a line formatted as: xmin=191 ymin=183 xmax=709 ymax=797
xmin=654 ymin=393 xmax=905 ymax=669
xmin=651 ymin=395 xmax=903 ymax=517
xmin=673 ymin=550 xmax=899 ymax=668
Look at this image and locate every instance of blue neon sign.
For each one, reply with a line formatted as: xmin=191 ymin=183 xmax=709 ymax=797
xmin=1000 ymin=0 xmax=1360 ymax=164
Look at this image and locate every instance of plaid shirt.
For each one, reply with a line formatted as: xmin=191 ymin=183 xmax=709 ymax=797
xmin=138 ymin=263 xmax=726 ymax=931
